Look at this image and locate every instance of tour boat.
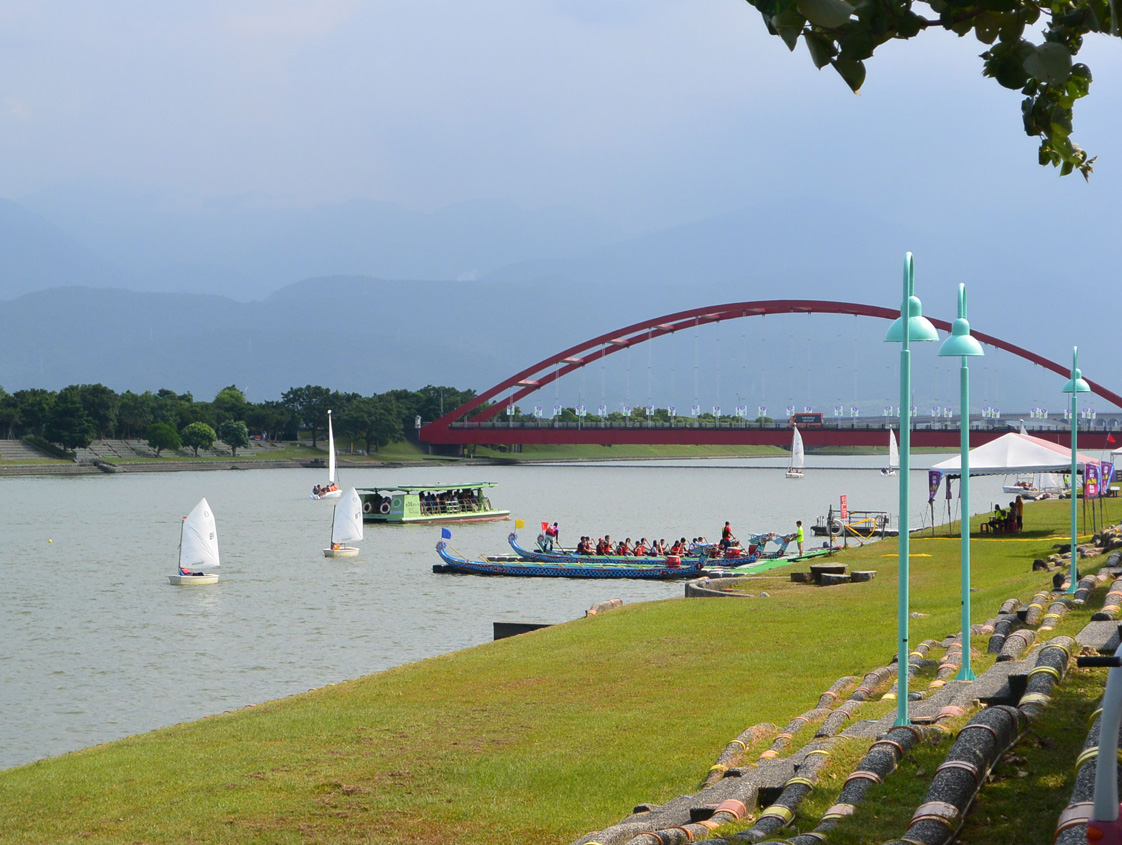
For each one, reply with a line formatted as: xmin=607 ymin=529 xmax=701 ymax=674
xmin=168 ymin=498 xmax=220 ymax=585
xmin=324 ymin=487 xmax=363 ymax=557
xmin=358 ymin=482 xmax=509 ymax=524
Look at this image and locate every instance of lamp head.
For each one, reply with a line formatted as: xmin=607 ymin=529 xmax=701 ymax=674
xmin=885 ymin=296 xmax=939 ymax=343
xmin=938 ymin=284 xmax=984 ymax=358
xmin=1062 ymin=345 xmax=1091 ymax=394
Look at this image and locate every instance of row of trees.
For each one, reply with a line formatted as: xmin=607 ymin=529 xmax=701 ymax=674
xmin=0 ymin=383 xmax=479 ymax=456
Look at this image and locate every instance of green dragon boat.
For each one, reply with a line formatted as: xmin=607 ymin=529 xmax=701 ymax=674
xmin=357 ymin=482 xmax=510 ymax=525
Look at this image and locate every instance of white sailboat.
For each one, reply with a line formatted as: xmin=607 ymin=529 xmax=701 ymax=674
xmin=881 ymin=429 xmax=899 ymax=476
xmin=311 ymin=409 xmax=342 ymax=500
xmin=324 ymin=487 xmax=364 ymax=558
xmin=786 ymin=426 xmax=805 ymax=479
xmin=168 ymin=497 xmax=220 ymax=585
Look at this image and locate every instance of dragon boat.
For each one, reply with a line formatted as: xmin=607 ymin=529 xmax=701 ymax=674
xmin=702 ymin=531 xmax=798 ymax=565
xmin=435 ymin=540 xmax=704 ymax=579
xmin=507 ymin=532 xmax=709 ymax=566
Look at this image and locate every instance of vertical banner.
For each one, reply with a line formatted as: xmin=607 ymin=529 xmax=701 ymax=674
xmin=840 ymin=494 xmax=848 ymax=520
xmin=1085 ymin=462 xmax=1100 ymax=498
xmin=928 ymin=470 xmax=943 ymax=503
xmin=1101 ymin=461 xmax=1115 ymax=496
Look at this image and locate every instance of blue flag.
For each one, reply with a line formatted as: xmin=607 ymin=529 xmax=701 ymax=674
xmin=441 ymin=527 xmax=452 ymax=539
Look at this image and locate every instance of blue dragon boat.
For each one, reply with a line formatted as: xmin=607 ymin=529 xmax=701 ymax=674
xmin=506 ymin=532 xmax=709 ymax=566
xmin=435 ymin=540 xmax=704 ymax=579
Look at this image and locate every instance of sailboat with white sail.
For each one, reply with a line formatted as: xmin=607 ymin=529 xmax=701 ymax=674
xmin=881 ymin=429 xmax=899 ymax=476
xmin=168 ymin=498 xmax=220 ymax=585
xmin=324 ymin=487 xmax=364 ymax=558
xmin=786 ymin=426 xmax=805 ymax=479
xmin=311 ymin=409 xmax=342 ymax=500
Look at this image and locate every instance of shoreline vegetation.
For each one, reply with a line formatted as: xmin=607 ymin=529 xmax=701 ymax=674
xmin=2 ymin=498 xmax=1120 ymax=843
xmin=0 ymin=439 xmax=919 ymax=477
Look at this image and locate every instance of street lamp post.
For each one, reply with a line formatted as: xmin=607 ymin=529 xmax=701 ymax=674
xmin=884 ymin=253 xmax=939 ymax=726
xmin=1062 ymin=347 xmax=1091 ymax=594
xmin=938 ymin=284 xmax=984 ymax=681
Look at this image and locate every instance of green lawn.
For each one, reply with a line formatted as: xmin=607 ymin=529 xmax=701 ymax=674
xmin=1 ymin=497 xmax=1118 ymax=844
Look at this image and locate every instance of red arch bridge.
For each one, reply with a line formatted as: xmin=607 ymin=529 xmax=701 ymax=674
xmin=420 ymin=300 xmax=1122 ymax=452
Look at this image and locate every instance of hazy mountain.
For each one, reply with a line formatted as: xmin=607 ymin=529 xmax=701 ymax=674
xmin=0 ymin=199 xmax=127 ymax=298
xmin=13 ymin=186 xmax=625 ymax=300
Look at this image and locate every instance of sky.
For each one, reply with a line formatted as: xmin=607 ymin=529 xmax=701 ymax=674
xmin=2 ymin=0 xmax=1119 ymax=234
xmin=1 ymin=1 xmax=1120 ymax=408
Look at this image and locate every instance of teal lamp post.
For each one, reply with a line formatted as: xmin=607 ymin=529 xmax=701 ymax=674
xmin=884 ymin=252 xmax=939 ymax=726
xmin=938 ymin=284 xmax=984 ymax=681
xmin=1062 ymin=347 xmax=1091 ymax=594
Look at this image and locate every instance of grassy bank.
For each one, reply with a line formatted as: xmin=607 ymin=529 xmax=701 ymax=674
xmin=2 ymin=498 xmax=1119 ymax=843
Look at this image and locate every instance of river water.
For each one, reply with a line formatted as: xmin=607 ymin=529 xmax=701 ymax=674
xmin=0 ymin=457 xmax=1009 ymax=770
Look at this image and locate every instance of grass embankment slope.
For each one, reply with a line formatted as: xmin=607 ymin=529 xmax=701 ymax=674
xmin=2 ymin=499 xmax=1119 ymax=844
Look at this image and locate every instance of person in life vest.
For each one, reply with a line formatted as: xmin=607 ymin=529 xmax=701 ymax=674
xmin=544 ymin=522 xmax=559 ymax=550
xmin=796 ymin=520 xmax=804 ymax=555
xmin=720 ymin=521 xmax=734 ymax=551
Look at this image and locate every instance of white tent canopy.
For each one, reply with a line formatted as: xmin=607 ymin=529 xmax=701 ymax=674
xmin=930 ymin=432 xmax=1095 ymax=478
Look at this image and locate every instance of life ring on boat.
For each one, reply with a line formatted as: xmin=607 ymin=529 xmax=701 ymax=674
xmin=828 ymin=519 xmax=843 ymax=536
xmin=362 ymin=501 xmax=373 ymax=514
xmin=380 ymin=501 xmax=391 ymax=514
xmin=391 ymin=497 xmax=403 ymax=509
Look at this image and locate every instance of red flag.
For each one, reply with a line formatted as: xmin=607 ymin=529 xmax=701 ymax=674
xmin=1109 ymin=434 xmax=1117 ymax=444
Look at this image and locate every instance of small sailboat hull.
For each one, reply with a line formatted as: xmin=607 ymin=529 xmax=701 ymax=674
xmin=323 ymin=547 xmax=359 ymax=558
xmin=785 ymin=469 xmax=804 ymax=479
xmin=312 ymin=489 xmax=342 ymax=500
xmin=168 ymin=573 xmax=220 ymax=585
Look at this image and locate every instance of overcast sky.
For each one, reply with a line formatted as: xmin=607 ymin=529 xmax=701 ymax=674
xmin=2 ymin=0 xmax=1119 ymax=235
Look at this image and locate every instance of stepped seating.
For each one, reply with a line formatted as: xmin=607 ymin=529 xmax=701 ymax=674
xmin=0 ymin=439 xmax=55 ymax=461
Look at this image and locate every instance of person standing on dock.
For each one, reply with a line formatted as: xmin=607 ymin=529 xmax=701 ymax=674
xmin=796 ymin=520 xmax=804 ymax=555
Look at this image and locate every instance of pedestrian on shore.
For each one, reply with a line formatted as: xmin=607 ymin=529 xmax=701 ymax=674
xmin=796 ymin=520 xmax=804 ymax=555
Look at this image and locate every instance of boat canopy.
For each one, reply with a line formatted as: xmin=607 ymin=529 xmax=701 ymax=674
xmin=929 ymin=432 xmax=1095 ymax=478
xmin=355 ymin=482 xmax=499 ymax=493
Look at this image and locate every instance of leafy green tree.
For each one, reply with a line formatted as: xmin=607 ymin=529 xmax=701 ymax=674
xmin=153 ymin=389 xmax=194 ymax=429
xmin=44 ymin=389 xmax=96 ymax=450
xmin=245 ymin=399 xmax=289 ymax=441
xmin=213 ymin=385 xmax=249 ymax=425
xmin=146 ymin=423 xmax=181 ymax=457
xmin=71 ymin=384 xmax=119 ymax=439
xmin=12 ymin=389 xmax=55 ymax=438
xmin=117 ymin=391 xmax=155 ymax=439
xmin=337 ymin=396 xmax=403 ymax=454
xmin=0 ymin=388 xmax=18 ymax=438
xmin=180 ymin=421 xmax=217 ymax=457
xmin=742 ymin=0 xmax=1118 ymax=177
xmin=281 ymin=385 xmax=334 ymax=447
xmin=217 ymin=419 xmax=251 ymax=457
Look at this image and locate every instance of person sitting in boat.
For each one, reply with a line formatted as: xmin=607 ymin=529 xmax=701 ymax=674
xmin=313 ymin=484 xmax=322 ymax=496
xmin=577 ymin=537 xmax=593 ymax=556
xmin=633 ymin=538 xmax=647 ymax=556
xmin=617 ymin=537 xmax=631 ymax=555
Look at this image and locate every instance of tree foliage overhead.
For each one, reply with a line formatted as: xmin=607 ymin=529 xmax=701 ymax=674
xmin=745 ymin=0 xmax=1119 ymax=177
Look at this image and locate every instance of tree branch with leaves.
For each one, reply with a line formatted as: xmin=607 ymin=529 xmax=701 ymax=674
xmin=746 ymin=0 xmax=1118 ymax=177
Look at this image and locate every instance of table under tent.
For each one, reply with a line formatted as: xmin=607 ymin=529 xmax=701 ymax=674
xmin=927 ymin=432 xmax=1097 ymax=533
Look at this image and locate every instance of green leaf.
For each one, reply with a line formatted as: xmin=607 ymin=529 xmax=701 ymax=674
xmin=770 ymin=5 xmax=808 ymax=50
xmin=804 ymin=30 xmax=837 ymax=68
xmin=833 ymin=55 xmax=866 ymax=92
xmin=796 ymin=0 xmax=854 ymax=28
xmin=1023 ymin=42 xmax=1074 ymax=86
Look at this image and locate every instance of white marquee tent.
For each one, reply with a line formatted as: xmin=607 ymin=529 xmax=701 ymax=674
xmin=930 ymin=432 xmax=1094 ymax=477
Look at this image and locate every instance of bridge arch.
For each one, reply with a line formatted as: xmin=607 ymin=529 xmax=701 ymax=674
xmin=421 ymin=299 xmax=1121 ymax=439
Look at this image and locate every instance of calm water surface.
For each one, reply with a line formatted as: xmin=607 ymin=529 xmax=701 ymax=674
xmin=0 ymin=458 xmax=1009 ymax=769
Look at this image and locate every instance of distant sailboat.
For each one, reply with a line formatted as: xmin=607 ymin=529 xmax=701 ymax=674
xmin=324 ymin=487 xmax=364 ymax=558
xmin=311 ymin=409 xmax=342 ymax=500
xmin=786 ymin=426 xmax=805 ymax=479
xmin=881 ymin=429 xmax=899 ymax=476
xmin=168 ymin=498 xmax=220 ymax=585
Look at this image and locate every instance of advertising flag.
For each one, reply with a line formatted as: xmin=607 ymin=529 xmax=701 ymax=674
xmin=1085 ymin=463 xmax=1100 ymax=498
xmin=1101 ymin=462 xmax=1115 ymax=497
xmin=928 ymin=470 xmax=943 ymax=503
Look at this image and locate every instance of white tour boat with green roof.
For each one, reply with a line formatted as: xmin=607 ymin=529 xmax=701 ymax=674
xmin=357 ymin=482 xmax=509 ymax=524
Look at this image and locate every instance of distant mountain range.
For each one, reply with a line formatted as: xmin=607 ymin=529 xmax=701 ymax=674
xmin=0 ymin=189 xmax=1111 ymax=410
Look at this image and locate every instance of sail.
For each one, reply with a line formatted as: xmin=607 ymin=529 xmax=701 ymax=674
xmin=327 ymin=410 xmax=337 ymax=485
xmin=180 ymin=498 xmax=220 ymax=569
xmin=790 ymin=427 xmax=805 ymax=469
xmin=331 ymin=487 xmax=365 ymax=545
xmin=888 ymin=430 xmax=899 ymax=468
